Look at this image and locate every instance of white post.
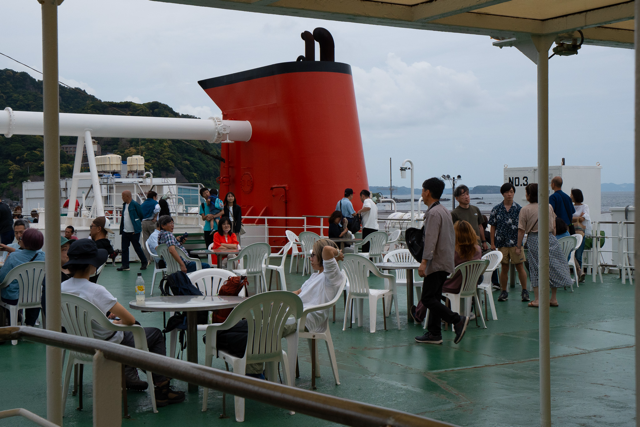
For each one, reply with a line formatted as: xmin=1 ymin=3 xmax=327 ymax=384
xmin=634 ymin=0 xmax=640 ymax=421
xmin=532 ymin=34 xmax=555 ymax=427
xmin=401 ymin=159 xmax=415 ymax=228
xmin=67 ymin=136 xmax=84 ymax=218
xmin=93 ymin=351 xmax=122 ymax=427
xmin=41 ymin=0 xmax=63 ymax=425
xmin=85 ymin=130 xmax=105 ymax=216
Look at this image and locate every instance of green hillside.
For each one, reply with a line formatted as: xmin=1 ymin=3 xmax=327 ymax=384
xmin=0 ymin=68 xmax=221 ymax=199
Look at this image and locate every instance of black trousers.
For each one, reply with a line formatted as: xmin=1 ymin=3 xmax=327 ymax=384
xmin=204 ymin=230 xmax=214 ymax=250
xmin=420 ymin=271 xmax=461 ymax=337
xmin=121 ymin=232 xmax=147 ymax=268
xmin=121 ymin=327 xmax=167 ymax=385
xmin=362 ymin=227 xmax=376 ymax=253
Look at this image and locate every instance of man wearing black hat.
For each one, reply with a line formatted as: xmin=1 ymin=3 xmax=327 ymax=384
xmin=61 ymin=239 xmax=184 ymax=406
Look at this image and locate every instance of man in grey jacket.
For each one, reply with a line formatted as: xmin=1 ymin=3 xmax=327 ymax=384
xmin=414 ymin=178 xmax=469 ymax=345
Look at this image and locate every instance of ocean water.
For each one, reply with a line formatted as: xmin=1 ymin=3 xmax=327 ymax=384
xmin=386 ymin=191 xmax=634 ymax=214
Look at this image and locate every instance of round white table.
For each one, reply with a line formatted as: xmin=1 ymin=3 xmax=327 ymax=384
xmin=130 ymin=295 xmax=245 ymax=391
xmin=375 ymin=262 xmax=421 ymax=322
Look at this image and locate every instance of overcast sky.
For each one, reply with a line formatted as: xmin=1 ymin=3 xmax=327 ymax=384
xmin=2 ymin=0 xmax=634 ymax=187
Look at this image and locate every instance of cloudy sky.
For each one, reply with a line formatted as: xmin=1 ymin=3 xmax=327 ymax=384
xmin=2 ymin=0 xmax=634 ymax=187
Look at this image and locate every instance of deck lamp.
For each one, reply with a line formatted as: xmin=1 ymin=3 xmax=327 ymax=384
xmin=400 ymin=160 xmax=415 ymax=228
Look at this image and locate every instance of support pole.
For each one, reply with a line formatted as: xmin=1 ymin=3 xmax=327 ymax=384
xmin=532 ymin=34 xmax=555 ymax=427
xmin=40 ymin=0 xmax=63 ymax=425
xmin=93 ymin=351 xmax=122 ymax=427
xmin=67 ymin=136 xmax=84 ymax=218
xmin=634 ymin=0 xmax=640 ymax=423
xmin=85 ymin=130 xmax=105 ymax=216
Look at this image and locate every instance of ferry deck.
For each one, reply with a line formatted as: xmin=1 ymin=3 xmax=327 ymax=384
xmin=0 ymin=260 xmax=634 ymax=426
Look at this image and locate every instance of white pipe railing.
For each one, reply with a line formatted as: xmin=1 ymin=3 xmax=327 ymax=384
xmin=1 ymin=108 xmax=252 ymax=143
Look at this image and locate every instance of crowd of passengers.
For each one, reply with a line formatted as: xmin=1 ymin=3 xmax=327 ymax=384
xmin=0 ymin=175 xmax=586 ymax=402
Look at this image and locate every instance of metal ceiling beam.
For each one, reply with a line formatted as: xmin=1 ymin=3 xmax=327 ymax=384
xmin=581 ymin=26 xmax=634 ymax=48
xmin=412 ymin=0 xmax=511 ymax=22
xmin=152 ymin=0 xmax=633 ymax=48
xmin=541 ymin=1 xmax=634 ymax=35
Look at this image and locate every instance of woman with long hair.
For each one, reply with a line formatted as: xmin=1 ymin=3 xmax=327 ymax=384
xmin=328 ymin=210 xmax=348 ymax=239
xmin=442 ymin=220 xmax=483 ymax=294
xmin=517 ymin=183 xmax=572 ymax=308
xmin=212 ymin=217 xmax=239 ymax=267
xmin=158 ymin=198 xmax=171 ymax=217
xmin=412 ymin=220 xmax=482 ymax=322
xmin=223 ymin=192 xmax=242 ymax=237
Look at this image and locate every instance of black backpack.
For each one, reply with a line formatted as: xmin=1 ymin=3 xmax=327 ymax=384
xmin=159 ymin=272 xmax=209 ymax=355
xmin=405 ymin=227 xmax=425 ymax=263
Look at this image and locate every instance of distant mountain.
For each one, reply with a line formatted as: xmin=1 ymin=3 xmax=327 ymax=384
xmin=601 ymin=183 xmax=634 ymax=192
xmin=470 ymin=185 xmax=501 ymax=194
xmin=0 ymin=68 xmax=221 ymax=200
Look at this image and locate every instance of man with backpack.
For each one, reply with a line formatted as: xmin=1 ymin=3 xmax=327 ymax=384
xmin=335 ymin=188 xmax=361 ymax=234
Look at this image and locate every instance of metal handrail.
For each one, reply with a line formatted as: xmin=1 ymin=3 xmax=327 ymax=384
xmin=0 ymin=326 xmax=454 ymax=427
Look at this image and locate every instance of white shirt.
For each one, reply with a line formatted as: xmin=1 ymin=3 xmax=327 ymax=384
xmin=123 ymin=203 xmax=134 ymax=233
xmin=573 ymin=204 xmax=592 ymax=235
xmin=361 ymin=198 xmax=379 ymax=230
xmin=61 ymin=277 xmax=124 ymax=343
xmin=147 ymin=229 xmax=160 ymax=255
xmin=297 ymin=258 xmax=344 ymax=332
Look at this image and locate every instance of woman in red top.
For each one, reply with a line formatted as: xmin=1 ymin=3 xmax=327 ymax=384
xmin=211 ymin=217 xmax=239 ymax=267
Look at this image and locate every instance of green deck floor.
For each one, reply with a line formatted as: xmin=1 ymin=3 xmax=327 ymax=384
xmin=0 ymin=260 xmax=635 ymax=426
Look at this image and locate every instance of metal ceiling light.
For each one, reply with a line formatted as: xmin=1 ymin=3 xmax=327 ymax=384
xmin=550 ymin=30 xmax=584 ymax=59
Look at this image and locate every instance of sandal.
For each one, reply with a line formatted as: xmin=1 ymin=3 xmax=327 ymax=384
xmin=528 ymin=301 xmax=539 ymax=308
xmin=550 ymin=301 xmax=559 ymax=307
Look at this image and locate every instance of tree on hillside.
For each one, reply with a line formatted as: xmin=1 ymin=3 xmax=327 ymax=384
xmin=0 ymin=68 xmax=222 ymax=199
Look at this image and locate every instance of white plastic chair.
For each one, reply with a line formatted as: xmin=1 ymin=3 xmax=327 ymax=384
xmin=202 ymin=291 xmax=303 ymax=422
xmin=441 ymin=259 xmax=490 ymax=329
xmin=570 ymin=233 xmax=584 ymax=283
xmin=0 ymin=261 xmax=46 ymax=345
xmin=298 ymin=232 xmax=321 ymax=275
xmin=341 ymin=254 xmax=399 ymax=333
xmin=478 ymin=251 xmax=503 ymax=321
xmin=285 ymin=272 xmax=347 ymax=388
xmin=145 ymin=240 xmax=166 ymax=296
xmin=267 ymin=242 xmax=292 ymax=291
xmin=383 ymin=229 xmax=402 ymax=254
xmin=353 ymin=231 xmax=387 ymax=263
xmin=228 ymin=242 xmax=270 ymax=294
xmin=156 ymin=243 xmax=202 ymax=275
xmin=383 ymin=249 xmax=423 ymax=306
xmin=285 ymin=230 xmax=303 ymax=273
xmin=60 ymin=293 xmax=157 ymax=414
xmin=558 ymin=236 xmax=579 ymax=291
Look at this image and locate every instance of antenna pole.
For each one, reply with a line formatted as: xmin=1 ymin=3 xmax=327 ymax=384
xmin=389 ymin=158 xmax=393 ymax=199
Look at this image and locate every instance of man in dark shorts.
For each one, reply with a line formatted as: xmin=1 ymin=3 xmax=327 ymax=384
xmin=488 ymin=183 xmax=529 ymax=302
